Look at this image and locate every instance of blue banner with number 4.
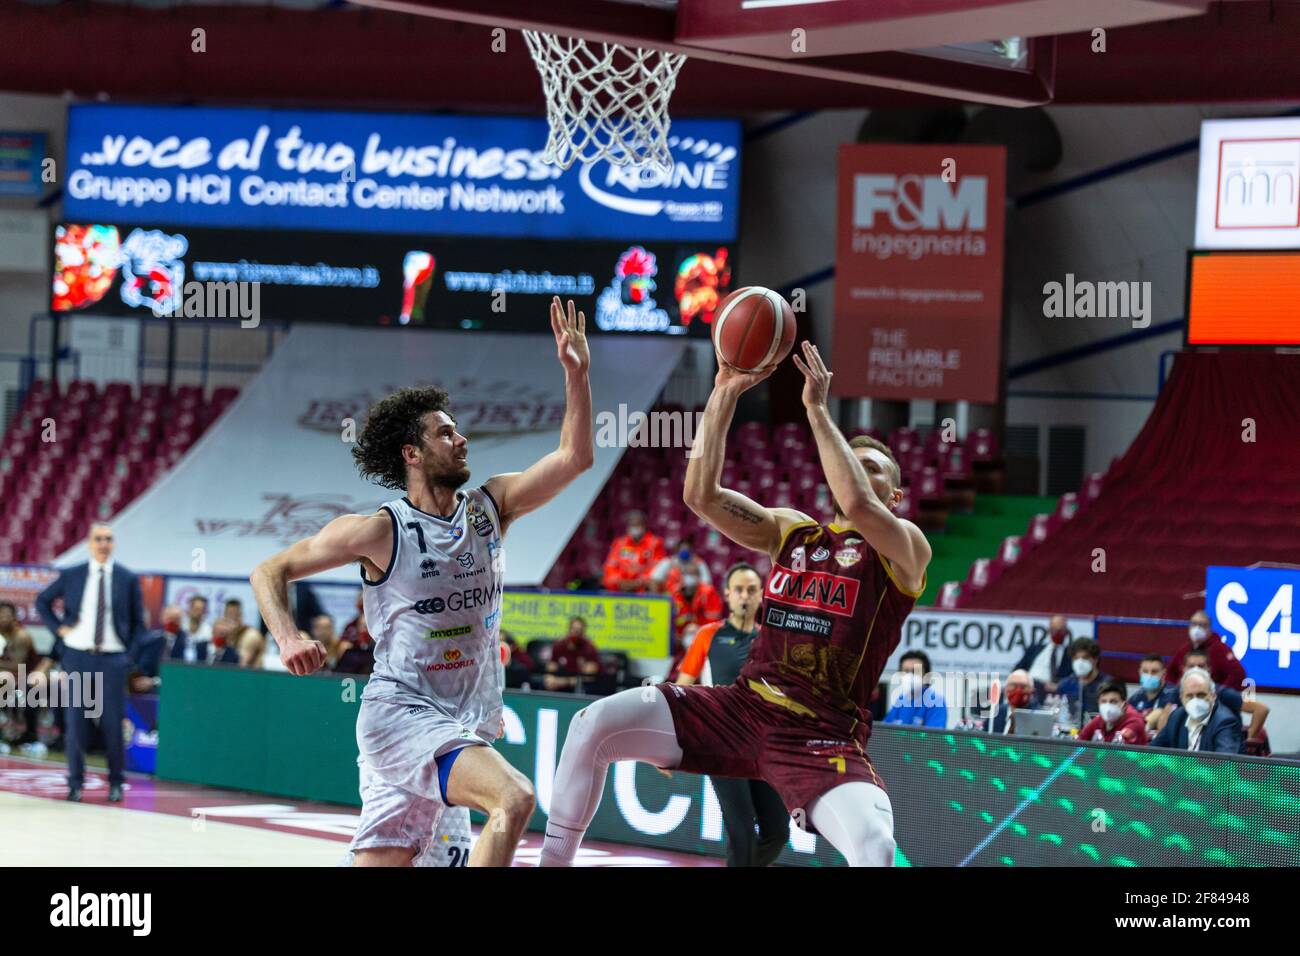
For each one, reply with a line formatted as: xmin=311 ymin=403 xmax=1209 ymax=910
xmin=1206 ymin=565 xmax=1300 ymax=690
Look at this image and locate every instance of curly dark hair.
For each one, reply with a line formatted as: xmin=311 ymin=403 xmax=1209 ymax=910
xmin=352 ymin=386 xmax=453 ymax=490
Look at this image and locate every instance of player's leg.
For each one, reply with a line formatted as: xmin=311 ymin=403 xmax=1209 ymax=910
xmin=807 ymin=781 xmax=897 ymax=867
xmin=711 ymin=776 xmax=761 ymax=866
xmin=443 ymin=745 xmax=535 ymax=867
xmin=540 ymin=686 xmax=684 ymax=867
xmin=750 ymin=780 xmax=791 ymax=867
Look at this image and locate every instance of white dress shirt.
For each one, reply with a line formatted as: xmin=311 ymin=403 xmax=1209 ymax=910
xmin=62 ymin=560 xmax=126 ymax=653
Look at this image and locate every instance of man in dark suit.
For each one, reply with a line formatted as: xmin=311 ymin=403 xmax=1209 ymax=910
xmin=35 ymin=523 xmax=147 ymax=802
xmin=1151 ymin=666 xmax=1243 ymax=755
xmin=1013 ymin=614 xmax=1075 ymax=695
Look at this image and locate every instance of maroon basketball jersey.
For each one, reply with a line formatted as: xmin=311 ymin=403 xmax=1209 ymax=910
xmin=739 ymin=521 xmax=923 ymax=723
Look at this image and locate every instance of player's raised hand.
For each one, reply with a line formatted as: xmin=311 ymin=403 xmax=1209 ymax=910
xmin=791 ymin=340 xmax=832 ymax=409
xmin=279 ymin=632 xmax=326 ymax=676
xmin=551 ymin=296 xmax=590 ymax=374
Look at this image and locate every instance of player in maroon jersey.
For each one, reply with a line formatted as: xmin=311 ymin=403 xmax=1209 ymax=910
xmin=540 ymin=341 xmax=930 ymax=867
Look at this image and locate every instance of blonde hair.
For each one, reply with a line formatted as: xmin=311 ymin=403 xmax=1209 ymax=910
xmin=848 ymin=435 xmax=901 ymax=489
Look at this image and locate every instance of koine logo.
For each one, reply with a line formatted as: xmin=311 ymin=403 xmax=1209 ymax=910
xmin=853 ymin=175 xmax=987 ymax=231
xmin=578 ymin=136 xmax=734 ymax=222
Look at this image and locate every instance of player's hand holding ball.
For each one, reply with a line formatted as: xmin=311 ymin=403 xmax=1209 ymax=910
xmin=711 ymin=286 xmax=796 ymax=392
xmin=551 ymin=296 xmax=590 ymax=374
xmin=280 ymin=631 xmax=326 ymax=676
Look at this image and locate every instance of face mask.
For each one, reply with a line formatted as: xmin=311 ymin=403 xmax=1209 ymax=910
xmin=678 ymin=549 xmax=691 ymax=562
xmin=898 ymin=673 xmax=922 ymax=695
xmin=1050 ymin=629 xmax=1069 ymax=645
xmin=1189 ymin=625 xmax=1208 ymax=645
xmin=629 ymin=527 xmax=645 ymax=541
xmin=1071 ymin=658 xmax=1093 ymax=678
xmin=1185 ymin=697 xmax=1211 ymax=721
xmin=1139 ymin=673 xmax=1163 ymax=693
xmin=1100 ymin=702 xmax=1123 ymax=724
xmin=1006 ymin=686 xmax=1031 ymax=708
xmin=164 ymin=620 xmax=180 ymax=634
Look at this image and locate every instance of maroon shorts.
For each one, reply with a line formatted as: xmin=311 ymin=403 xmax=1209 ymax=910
xmin=658 ymin=680 xmax=886 ymax=818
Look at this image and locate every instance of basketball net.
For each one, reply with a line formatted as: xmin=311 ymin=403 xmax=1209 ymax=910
xmin=522 ymin=30 xmax=687 ymax=173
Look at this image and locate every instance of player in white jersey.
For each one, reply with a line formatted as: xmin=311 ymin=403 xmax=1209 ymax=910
xmin=252 ymin=297 xmax=592 ymax=867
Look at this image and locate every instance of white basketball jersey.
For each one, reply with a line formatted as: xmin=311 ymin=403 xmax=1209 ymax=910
xmin=362 ymin=488 xmax=504 ymax=737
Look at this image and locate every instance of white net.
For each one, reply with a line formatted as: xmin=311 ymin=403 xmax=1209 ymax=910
xmin=522 ymin=30 xmax=687 ymax=172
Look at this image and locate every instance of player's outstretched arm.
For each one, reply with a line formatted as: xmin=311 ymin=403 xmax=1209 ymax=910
xmin=792 ymin=341 xmax=931 ymax=593
xmin=250 ymin=512 xmax=392 ymax=675
xmin=684 ymin=360 xmax=809 ymax=556
xmin=485 ymin=297 xmax=594 ymax=531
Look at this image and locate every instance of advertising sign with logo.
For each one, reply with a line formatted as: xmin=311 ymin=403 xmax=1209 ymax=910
xmin=63 ymin=105 xmax=739 ymax=241
xmin=51 ymin=221 xmax=733 ymax=335
xmin=0 ymin=131 xmax=46 ymax=197
xmin=1206 ymin=565 xmax=1300 ymax=690
xmin=1195 ymin=117 xmax=1300 ymax=249
xmin=834 ymin=144 xmax=1006 ymax=403
xmin=501 ymin=591 xmax=672 ymax=659
xmin=886 ymin=608 xmax=1096 ymax=677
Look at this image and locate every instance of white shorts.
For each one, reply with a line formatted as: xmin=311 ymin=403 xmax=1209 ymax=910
xmin=348 ymin=694 xmax=487 ymax=859
xmin=340 ymin=806 xmax=473 ymax=867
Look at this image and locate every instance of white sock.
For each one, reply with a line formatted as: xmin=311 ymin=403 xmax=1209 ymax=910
xmin=539 ymin=821 xmax=586 ymax=867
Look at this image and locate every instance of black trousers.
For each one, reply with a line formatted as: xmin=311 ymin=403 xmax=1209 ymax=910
xmin=61 ymin=648 xmax=128 ymax=788
xmin=711 ymin=776 xmax=790 ymax=867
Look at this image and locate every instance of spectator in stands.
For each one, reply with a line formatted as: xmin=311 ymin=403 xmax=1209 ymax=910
xmin=1077 ymin=679 xmax=1148 ymax=744
xmin=650 ymin=538 xmax=712 ymax=597
xmin=1054 ymin=637 xmax=1112 ymax=720
xmin=670 ymin=577 xmax=724 ymax=653
xmin=544 ymin=616 xmax=603 ymax=692
xmin=308 ymin=614 xmax=343 ymax=670
xmin=501 ymin=630 xmax=535 ymax=689
xmin=221 ymin=599 xmax=265 ymax=669
xmin=989 ymin=668 xmax=1038 ymax=734
xmin=1129 ymin=654 xmax=1179 ymax=737
xmin=1014 ymin=614 xmax=1075 ymax=695
xmin=335 ymin=596 xmax=374 ymax=675
xmin=207 ymin=618 xmax=241 ymax=666
xmin=129 ymin=605 xmax=182 ymax=693
xmin=1166 ymin=610 xmax=1246 ymax=692
xmin=884 ymin=650 xmax=947 ymax=728
xmin=1152 ymin=667 xmax=1243 ymax=754
xmin=1160 ymin=647 xmax=1270 ymax=756
xmin=0 ymin=601 xmax=44 ymax=752
xmin=601 ymin=510 xmax=666 ymax=593
xmin=184 ymin=595 xmax=212 ymax=644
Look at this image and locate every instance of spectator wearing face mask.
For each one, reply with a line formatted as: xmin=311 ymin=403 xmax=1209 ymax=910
xmin=1078 ymin=680 xmax=1148 ymax=744
xmin=989 ymin=669 xmax=1041 ymax=734
xmin=650 ymin=538 xmax=712 ymax=597
xmin=601 ymin=510 xmax=666 ymax=593
xmin=884 ymin=650 xmax=947 ymax=728
xmin=1157 ymin=648 xmax=1270 ymax=756
xmin=1166 ymin=610 xmax=1246 ymax=692
xmin=1053 ymin=637 xmax=1112 ymax=720
xmin=1152 ymin=667 xmax=1243 ymax=754
xmin=1014 ymin=614 xmax=1075 ymax=695
xmin=1128 ymin=654 xmax=1180 ymax=738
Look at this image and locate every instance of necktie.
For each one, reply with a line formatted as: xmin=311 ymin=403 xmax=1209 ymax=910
xmin=94 ymin=567 xmax=106 ymax=651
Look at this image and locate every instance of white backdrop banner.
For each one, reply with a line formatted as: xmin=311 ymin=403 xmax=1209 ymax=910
xmin=58 ymin=325 xmax=685 ymax=583
xmin=885 ymin=608 xmax=1096 ymax=677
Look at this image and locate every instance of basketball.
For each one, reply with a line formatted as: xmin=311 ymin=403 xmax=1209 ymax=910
xmin=711 ymin=286 xmax=797 ymax=373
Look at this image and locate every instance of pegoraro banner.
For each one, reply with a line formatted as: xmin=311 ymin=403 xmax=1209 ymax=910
xmin=63 ymin=105 xmax=740 ymax=242
xmin=833 ymin=144 xmax=1006 ymax=403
